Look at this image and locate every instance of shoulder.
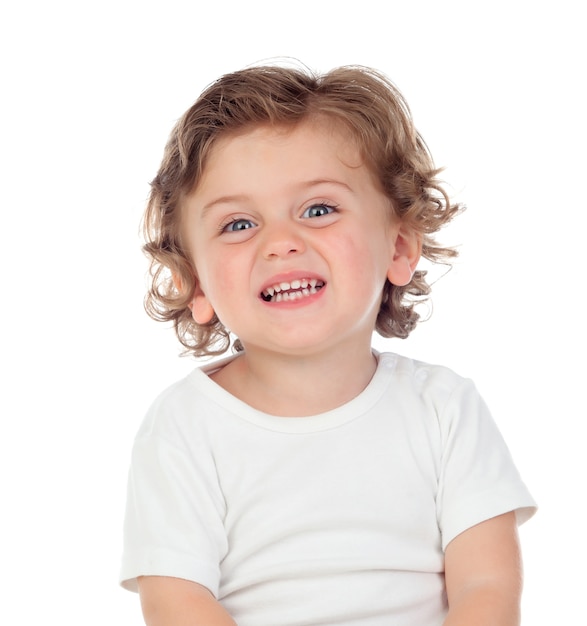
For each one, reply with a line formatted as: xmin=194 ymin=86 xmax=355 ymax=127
xmin=383 ymin=351 xmax=464 ymax=381
xmin=135 ymin=362 xmax=226 ymax=442
xmin=377 ymin=352 xmax=499 ymax=444
xmin=379 ymin=351 xmax=476 ymax=410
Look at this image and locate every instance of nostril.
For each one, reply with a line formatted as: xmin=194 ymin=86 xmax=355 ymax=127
xmin=261 ymin=227 xmax=305 ymax=259
xmin=264 ymin=246 xmax=300 ymax=260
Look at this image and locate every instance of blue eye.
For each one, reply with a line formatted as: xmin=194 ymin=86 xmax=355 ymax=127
xmin=223 ymin=218 xmax=256 ymax=232
xmin=302 ymin=204 xmax=336 ymax=218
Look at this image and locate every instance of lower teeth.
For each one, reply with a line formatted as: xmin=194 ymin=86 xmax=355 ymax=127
xmin=274 ymin=286 xmax=319 ymax=302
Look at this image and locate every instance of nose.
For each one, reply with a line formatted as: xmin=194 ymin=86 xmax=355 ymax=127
xmin=261 ymin=221 xmax=306 ymax=260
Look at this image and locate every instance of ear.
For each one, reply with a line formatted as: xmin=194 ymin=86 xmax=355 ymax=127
xmin=172 ymin=272 xmax=215 ymax=324
xmin=387 ymin=226 xmax=422 ymax=287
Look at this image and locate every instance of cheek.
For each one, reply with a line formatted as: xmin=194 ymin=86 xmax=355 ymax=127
xmin=334 ymin=231 xmax=389 ymax=277
xmin=198 ymin=250 xmax=248 ymax=303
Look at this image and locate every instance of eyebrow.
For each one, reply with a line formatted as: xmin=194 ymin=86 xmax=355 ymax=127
xmin=200 ymin=179 xmax=354 ymax=216
xmin=201 ymin=194 xmax=250 ymax=216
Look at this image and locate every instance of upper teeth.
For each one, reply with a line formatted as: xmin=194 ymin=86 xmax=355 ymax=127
xmin=262 ymin=278 xmax=323 ymax=301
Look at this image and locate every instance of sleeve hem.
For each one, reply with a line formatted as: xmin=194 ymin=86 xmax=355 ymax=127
xmin=119 ymin=550 xmax=220 ymax=597
xmin=441 ymin=488 xmax=537 ymax=551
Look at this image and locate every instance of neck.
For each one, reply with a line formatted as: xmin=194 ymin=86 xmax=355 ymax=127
xmin=210 ymin=344 xmax=378 ymax=417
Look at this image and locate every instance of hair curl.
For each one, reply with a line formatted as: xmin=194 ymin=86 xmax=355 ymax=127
xmin=142 ymin=63 xmax=462 ymax=357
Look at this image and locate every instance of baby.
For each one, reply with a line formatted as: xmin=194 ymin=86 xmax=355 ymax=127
xmin=120 ymin=64 xmax=536 ymax=625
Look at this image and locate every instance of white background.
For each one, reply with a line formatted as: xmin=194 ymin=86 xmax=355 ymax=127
xmin=1 ymin=1 xmax=585 ymax=623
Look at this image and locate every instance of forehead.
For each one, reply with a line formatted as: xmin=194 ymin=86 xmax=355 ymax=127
xmin=197 ymin=119 xmax=372 ymax=191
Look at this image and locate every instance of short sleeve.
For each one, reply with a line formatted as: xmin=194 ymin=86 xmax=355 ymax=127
xmin=435 ymin=379 xmax=537 ymax=551
xmin=119 ymin=408 xmax=228 ymax=595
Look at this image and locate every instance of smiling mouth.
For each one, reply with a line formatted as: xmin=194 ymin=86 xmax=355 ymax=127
xmin=260 ymin=278 xmax=325 ymax=302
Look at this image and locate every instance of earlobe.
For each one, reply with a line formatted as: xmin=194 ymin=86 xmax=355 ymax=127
xmin=189 ymin=292 xmax=215 ymax=324
xmin=387 ymin=258 xmax=415 ymax=287
xmin=172 ymin=271 xmax=215 ymax=324
xmin=387 ymin=228 xmax=422 ymax=287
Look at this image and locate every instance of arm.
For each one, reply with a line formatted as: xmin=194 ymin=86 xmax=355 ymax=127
xmin=138 ymin=576 xmax=237 ymax=626
xmin=443 ymin=511 xmax=523 ymax=626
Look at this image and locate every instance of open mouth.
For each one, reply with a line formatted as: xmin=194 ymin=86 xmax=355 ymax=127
xmin=260 ymin=278 xmax=325 ymax=303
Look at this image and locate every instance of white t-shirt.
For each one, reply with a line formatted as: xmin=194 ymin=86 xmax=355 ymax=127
xmin=120 ymin=352 xmax=536 ymax=625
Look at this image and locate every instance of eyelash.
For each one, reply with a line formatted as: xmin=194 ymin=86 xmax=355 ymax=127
xmin=220 ymin=217 xmax=256 ymax=233
xmin=301 ymin=203 xmax=338 ymax=218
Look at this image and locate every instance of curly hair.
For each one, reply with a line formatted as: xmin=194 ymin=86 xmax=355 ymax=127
xmin=142 ymin=63 xmax=462 ymax=357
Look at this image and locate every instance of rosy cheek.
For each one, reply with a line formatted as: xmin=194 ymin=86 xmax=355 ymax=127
xmin=210 ymin=254 xmax=242 ymax=292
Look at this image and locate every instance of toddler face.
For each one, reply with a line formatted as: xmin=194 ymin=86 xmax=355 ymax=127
xmin=181 ymin=119 xmax=414 ymax=357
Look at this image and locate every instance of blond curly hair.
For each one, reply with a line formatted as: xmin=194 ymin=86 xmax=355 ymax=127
xmin=142 ymin=64 xmax=462 ymax=357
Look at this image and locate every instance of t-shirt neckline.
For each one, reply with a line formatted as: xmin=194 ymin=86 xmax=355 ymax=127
xmin=187 ymin=351 xmax=399 ymax=433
